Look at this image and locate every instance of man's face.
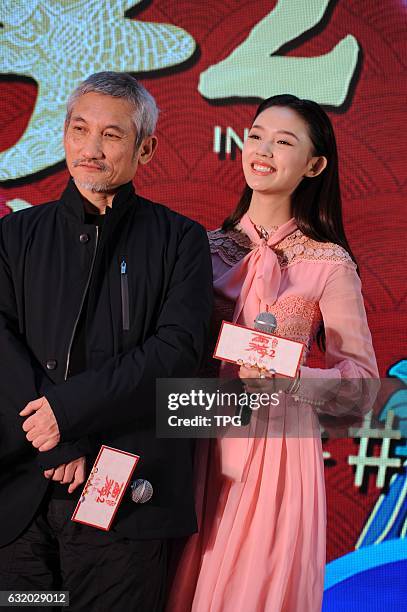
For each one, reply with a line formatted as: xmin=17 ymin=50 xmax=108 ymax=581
xmin=64 ymin=92 xmax=155 ymax=197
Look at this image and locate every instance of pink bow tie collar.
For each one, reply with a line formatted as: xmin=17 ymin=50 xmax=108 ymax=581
xmin=214 ymin=213 xmax=298 ymax=326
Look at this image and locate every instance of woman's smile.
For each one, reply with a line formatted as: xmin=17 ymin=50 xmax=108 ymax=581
xmin=250 ymin=161 xmax=276 ymax=175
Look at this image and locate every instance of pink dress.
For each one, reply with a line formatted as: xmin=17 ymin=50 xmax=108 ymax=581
xmin=167 ymin=215 xmax=378 ymax=612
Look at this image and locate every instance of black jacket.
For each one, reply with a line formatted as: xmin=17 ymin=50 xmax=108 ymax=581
xmin=0 ymin=179 xmax=213 ymax=546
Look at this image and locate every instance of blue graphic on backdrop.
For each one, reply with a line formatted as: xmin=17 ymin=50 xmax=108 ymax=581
xmin=323 ymin=540 xmax=407 ymax=611
xmin=323 ymin=360 xmax=407 ymax=610
xmin=356 ymin=360 xmax=407 ymax=546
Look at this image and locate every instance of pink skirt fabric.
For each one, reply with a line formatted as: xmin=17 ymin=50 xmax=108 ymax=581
xmin=167 ymin=408 xmax=326 ymax=612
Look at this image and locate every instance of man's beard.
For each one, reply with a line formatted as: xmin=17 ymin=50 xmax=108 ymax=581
xmin=72 ymin=159 xmax=112 ymax=193
xmin=74 ymin=178 xmax=111 ymax=193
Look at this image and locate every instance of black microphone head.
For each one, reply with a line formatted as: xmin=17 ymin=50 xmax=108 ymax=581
xmin=131 ymin=479 xmax=153 ymax=504
xmin=254 ymin=311 xmax=277 ymax=334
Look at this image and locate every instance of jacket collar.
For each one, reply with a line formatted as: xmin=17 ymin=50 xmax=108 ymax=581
xmin=59 ymin=178 xmax=136 ymax=223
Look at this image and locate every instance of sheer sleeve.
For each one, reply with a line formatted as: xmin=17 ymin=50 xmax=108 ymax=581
xmin=319 ymin=264 xmax=378 ymax=378
xmin=299 ymin=264 xmax=379 ymax=417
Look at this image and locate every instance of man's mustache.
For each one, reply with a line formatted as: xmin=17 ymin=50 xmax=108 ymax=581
xmin=72 ymin=159 xmax=109 ymax=172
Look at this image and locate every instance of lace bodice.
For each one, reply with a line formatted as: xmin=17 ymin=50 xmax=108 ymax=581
xmin=208 ymin=226 xmax=355 ymax=361
xmin=208 ymin=227 xmax=354 ymax=269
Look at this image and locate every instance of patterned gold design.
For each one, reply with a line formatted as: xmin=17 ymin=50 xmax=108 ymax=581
xmin=0 ymin=1 xmax=196 ymax=180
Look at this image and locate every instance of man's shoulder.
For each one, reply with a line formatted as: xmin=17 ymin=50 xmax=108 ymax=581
xmin=0 ymin=201 xmax=57 ymax=234
xmin=136 ymin=195 xmax=206 ymax=236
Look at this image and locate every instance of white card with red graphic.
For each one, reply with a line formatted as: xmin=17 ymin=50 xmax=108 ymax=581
xmin=72 ymin=445 xmax=139 ymax=531
xmin=214 ymin=321 xmax=304 ymax=378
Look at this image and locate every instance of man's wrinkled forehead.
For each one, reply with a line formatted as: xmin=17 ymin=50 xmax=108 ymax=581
xmin=66 ymin=92 xmax=136 ymax=133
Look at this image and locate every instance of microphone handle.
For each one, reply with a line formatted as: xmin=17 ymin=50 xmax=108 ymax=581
xmin=237 ymin=311 xmax=277 ymax=425
xmin=238 ymin=403 xmax=253 ymax=427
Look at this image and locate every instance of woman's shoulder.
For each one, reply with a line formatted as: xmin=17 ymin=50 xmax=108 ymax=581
xmin=206 ymin=225 xmax=355 ymax=269
xmin=277 ymin=230 xmax=356 ymax=269
xmin=207 ymin=227 xmax=252 ymax=267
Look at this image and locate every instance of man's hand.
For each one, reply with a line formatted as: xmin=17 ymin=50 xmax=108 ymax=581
xmin=44 ymin=457 xmax=86 ymax=493
xmin=20 ymin=396 xmax=60 ymax=451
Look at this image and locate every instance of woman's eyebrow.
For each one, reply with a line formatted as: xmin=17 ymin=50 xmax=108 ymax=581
xmin=275 ymin=129 xmax=299 ymax=141
xmin=250 ymin=125 xmax=300 ymax=141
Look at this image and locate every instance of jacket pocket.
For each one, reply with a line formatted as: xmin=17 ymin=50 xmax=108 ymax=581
xmin=120 ymin=258 xmax=130 ymax=331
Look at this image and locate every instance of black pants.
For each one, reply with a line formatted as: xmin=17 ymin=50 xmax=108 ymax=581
xmin=0 ymin=496 xmax=167 ymax=611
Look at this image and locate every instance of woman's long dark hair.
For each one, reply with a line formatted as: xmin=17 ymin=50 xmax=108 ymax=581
xmin=222 ymin=94 xmax=357 ymax=350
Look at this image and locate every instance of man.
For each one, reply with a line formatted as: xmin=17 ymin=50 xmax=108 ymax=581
xmin=0 ymin=72 xmax=212 ymax=610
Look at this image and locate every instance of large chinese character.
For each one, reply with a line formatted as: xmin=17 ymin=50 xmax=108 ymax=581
xmin=0 ymin=1 xmax=195 ymax=180
xmin=199 ymin=0 xmax=359 ymax=106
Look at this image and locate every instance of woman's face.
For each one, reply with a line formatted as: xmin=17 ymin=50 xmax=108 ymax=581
xmin=242 ymin=106 xmax=325 ymax=197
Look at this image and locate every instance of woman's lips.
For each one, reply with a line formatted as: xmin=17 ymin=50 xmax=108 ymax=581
xmin=250 ymin=162 xmax=275 ymax=176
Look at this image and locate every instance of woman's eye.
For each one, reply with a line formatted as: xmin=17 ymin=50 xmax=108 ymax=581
xmin=248 ymin=134 xmax=260 ymax=140
xmin=277 ymin=140 xmax=292 ymax=146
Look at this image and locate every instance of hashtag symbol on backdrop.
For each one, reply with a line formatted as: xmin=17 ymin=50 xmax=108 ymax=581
xmin=348 ymin=410 xmax=402 ymax=488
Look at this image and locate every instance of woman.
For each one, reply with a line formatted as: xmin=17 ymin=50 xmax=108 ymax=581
xmin=167 ymin=95 xmax=378 ymax=612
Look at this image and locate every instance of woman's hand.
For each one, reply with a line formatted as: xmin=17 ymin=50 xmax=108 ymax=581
xmin=238 ymin=364 xmax=294 ymax=393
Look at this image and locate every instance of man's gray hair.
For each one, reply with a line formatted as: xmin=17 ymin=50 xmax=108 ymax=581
xmin=66 ymin=71 xmax=158 ymax=148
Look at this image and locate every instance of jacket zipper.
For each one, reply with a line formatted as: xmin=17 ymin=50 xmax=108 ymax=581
xmin=64 ymin=226 xmax=99 ymax=380
xmin=121 ymin=258 xmax=130 ymax=331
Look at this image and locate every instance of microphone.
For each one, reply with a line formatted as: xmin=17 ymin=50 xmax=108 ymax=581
xmin=239 ymin=312 xmax=278 ymax=425
xmin=254 ymin=311 xmax=277 ymax=335
xmin=131 ymin=479 xmax=153 ymax=504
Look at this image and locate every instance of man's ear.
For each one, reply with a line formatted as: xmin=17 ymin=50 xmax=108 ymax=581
xmin=304 ymin=155 xmax=327 ymax=178
xmin=137 ymin=136 xmax=158 ymax=165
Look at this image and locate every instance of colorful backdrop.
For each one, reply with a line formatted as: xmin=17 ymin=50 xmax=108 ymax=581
xmin=1 ymin=1 xmax=406 ymax=608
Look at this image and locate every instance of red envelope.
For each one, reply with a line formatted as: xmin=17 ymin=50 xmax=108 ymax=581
xmin=214 ymin=321 xmax=304 ymax=378
xmin=72 ymin=445 xmax=139 ymax=530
